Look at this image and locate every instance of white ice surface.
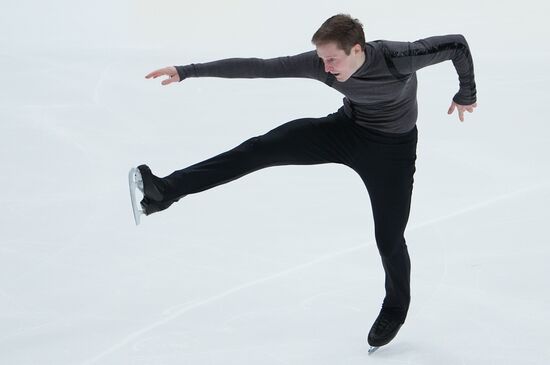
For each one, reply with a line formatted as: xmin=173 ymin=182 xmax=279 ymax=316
xmin=1 ymin=0 xmax=549 ymax=364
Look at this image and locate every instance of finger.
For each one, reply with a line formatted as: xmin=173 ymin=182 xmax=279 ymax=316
xmin=448 ymin=102 xmax=455 ymax=114
xmin=145 ymin=68 xmax=169 ymax=79
xmin=145 ymin=69 xmax=161 ymax=79
xmin=466 ymin=106 xmax=474 ymax=113
xmin=458 ymin=108 xmax=464 ymax=122
xmin=145 ymin=70 xmax=162 ymax=79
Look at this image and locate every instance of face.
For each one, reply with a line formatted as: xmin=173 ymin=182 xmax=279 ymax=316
xmin=316 ymin=42 xmax=365 ymax=82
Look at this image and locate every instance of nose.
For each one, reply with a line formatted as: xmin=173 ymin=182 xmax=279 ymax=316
xmin=324 ymin=63 xmax=333 ymax=73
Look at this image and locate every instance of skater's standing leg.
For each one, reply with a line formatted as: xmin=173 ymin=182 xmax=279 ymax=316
xmin=348 ymin=123 xmax=418 ymax=347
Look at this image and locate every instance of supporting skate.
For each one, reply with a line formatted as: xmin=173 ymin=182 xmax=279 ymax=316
xmin=368 ymin=346 xmax=379 ymax=355
xmin=128 ymin=167 xmax=145 ymax=225
xmin=367 ymin=307 xmax=406 ymax=354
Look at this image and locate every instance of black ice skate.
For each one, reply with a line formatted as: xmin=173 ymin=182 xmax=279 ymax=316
xmin=367 ymin=307 xmax=406 ymax=354
xmin=128 ymin=164 xmax=182 ymax=225
xmin=137 ymin=164 xmax=166 ymax=202
xmin=128 ymin=164 xmax=166 ymax=225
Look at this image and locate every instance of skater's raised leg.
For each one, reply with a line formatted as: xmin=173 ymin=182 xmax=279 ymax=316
xmin=138 ymin=110 xmax=357 ymax=215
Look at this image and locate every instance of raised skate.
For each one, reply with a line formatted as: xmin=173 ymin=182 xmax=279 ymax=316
xmin=128 ymin=167 xmax=145 ymax=225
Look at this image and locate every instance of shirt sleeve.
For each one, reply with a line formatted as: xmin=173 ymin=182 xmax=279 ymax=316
xmin=380 ymin=34 xmax=477 ymax=105
xmin=175 ymin=50 xmax=327 ymax=83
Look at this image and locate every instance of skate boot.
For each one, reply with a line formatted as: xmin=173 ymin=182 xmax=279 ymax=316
xmin=140 ymin=196 xmax=179 ymax=216
xmin=367 ymin=307 xmax=406 ymax=354
xmin=137 ymin=164 xmax=167 ymax=202
xmin=138 ymin=165 xmax=184 ymax=215
xmin=128 ymin=164 xmax=174 ymax=225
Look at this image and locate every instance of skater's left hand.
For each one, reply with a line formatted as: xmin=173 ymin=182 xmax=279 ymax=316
xmin=448 ymin=101 xmax=477 ymax=122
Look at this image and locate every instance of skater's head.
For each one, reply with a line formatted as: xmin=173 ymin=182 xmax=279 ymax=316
xmin=312 ymin=14 xmax=365 ymax=54
xmin=312 ymin=14 xmax=366 ymax=82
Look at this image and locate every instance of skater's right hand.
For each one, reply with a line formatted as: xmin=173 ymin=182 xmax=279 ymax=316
xmin=447 ymin=100 xmax=477 ymax=122
xmin=145 ymin=66 xmax=180 ymax=85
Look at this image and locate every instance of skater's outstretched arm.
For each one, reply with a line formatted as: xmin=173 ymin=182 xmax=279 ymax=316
xmin=380 ymin=34 xmax=478 ymax=121
xmin=145 ymin=50 xmax=328 ymax=85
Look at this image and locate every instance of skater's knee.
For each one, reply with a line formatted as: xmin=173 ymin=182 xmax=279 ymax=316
xmin=237 ymin=135 xmax=281 ymax=157
xmin=235 ymin=136 xmax=261 ymax=153
xmin=375 ymin=234 xmax=408 ymax=258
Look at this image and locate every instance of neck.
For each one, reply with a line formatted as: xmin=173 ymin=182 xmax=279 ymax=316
xmin=356 ymin=51 xmax=366 ymax=70
xmin=350 ymin=51 xmax=366 ymax=75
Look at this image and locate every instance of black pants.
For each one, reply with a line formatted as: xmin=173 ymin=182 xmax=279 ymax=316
xmin=152 ymin=107 xmax=418 ymax=314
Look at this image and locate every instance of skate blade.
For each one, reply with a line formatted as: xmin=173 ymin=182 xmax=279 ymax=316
xmin=368 ymin=346 xmax=379 ymax=355
xmin=128 ymin=167 xmax=144 ymax=225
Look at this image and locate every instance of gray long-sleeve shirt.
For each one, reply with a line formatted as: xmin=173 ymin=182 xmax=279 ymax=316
xmin=175 ymin=34 xmax=476 ymax=134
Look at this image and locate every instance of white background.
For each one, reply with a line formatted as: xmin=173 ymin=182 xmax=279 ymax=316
xmin=1 ymin=0 xmax=549 ymax=364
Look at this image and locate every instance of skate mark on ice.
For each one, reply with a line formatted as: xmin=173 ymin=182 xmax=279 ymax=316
xmin=78 ymin=239 xmax=374 ymax=365
xmin=413 ymin=181 xmax=550 ymax=230
xmin=79 ymin=181 xmax=550 ymax=364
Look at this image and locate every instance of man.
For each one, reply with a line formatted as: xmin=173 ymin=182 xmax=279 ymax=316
xmin=130 ymin=14 xmax=477 ymax=352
